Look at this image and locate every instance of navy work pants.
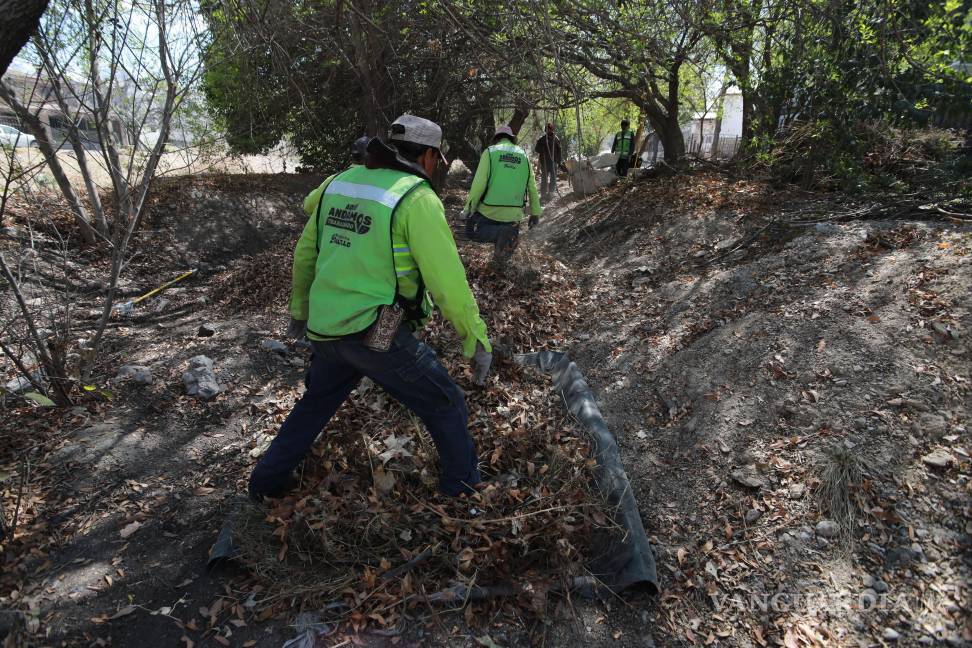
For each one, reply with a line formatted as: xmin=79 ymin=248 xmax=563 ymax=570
xmin=248 ymin=327 xmax=480 ymax=498
xmin=465 ymin=212 xmax=520 ymax=262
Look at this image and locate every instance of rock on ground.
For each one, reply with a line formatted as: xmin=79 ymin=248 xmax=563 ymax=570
xmin=731 ymin=466 xmax=765 ymax=489
xmin=182 ymin=355 xmax=220 ymax=399
xmin=114 ymin=365 xmax=154 ymax=385
xmin=921 ymin=449 xmax=953 ymax=469
xmin=815 ymin=519 xmax=839 ymax=538
xmin=260 ymin=339 xmax=288 ymax=354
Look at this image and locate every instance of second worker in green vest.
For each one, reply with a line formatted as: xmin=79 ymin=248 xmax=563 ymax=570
xmin=463 ymin=125 xmax=542 ymax=264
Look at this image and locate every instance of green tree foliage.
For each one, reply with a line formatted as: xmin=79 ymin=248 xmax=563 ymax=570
xmin=698 ymin=0 xmax=971 ymax=149
xmin=540 ymin=0 xmax=702 ymax=163
xmin=202 ymin=0 xmax=967 ymax=173
xmin=201 ymin=0 xmax=542 ymax=171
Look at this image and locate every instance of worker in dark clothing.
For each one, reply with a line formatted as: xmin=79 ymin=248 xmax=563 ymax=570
xmin=612 ymin=119 xmax=636 ymax=177
xmin=351 ymin=135 xmax=369 ymax=165
xmin=534 ymin=122 xmax=562 ymax=203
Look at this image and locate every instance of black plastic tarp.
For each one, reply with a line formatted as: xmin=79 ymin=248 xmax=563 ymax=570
xmin=515 ymin=351 xmax=658 ymax=596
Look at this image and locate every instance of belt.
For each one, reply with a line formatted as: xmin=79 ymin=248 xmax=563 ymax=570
xmin=474 ymin=212 xmax=521 ymax=227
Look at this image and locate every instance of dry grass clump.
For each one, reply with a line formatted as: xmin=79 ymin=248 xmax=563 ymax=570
xmin=234 ymin=499 xmax=358 ymax=602
xmin=815 ymin=444 xmax=867 ymax=544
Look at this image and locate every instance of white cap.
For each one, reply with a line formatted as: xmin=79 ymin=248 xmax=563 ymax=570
xmin=495 ymin=125 xmax=514 ymax=138
xmin=389 ymin=114 xmax=448 ymax=164
xmin=389 ymin=114 xmax=443 ymax=149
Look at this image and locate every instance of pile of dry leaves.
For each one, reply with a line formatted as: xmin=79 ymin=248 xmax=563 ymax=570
xmin=212 ymin=240 xmax=295 ymax=314
xmin=233 ymin=243 xmax=621 ymax=632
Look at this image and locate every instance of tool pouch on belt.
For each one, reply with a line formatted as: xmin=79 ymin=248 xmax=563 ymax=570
xmin=363 ymin=303 xmax=404 ymax=352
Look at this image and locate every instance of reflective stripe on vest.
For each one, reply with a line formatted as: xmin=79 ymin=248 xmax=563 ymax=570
xmin=307 ymin=166 xmax=426 ymax=338
xmin=616 ymin=130 xmax=634 ymax=155
xmin=482 ymin=142 xmax=530 ymax=208
xmin=323 ymin=180 xmax=414 ymax=209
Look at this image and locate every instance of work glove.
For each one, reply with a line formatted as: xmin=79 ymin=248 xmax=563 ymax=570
xmin=529 ymin=215 xmax=539 ymax=229
xmin=287 ymin=317 xmax=307 ymax=340
xmin=472 ymin=342 xmax=492 ymax=386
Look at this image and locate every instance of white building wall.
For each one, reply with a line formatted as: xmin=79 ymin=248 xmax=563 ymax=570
xmin=720 ymin=93 xmax=744 ymax=138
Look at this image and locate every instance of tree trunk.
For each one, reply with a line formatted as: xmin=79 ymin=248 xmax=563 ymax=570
xmin=65 ymin=124 xmax=109 ymax=235
xmin=740 ymin=91 xmax=758 ymax=149
xmin=644 ymin=103 xmax=685 ymax=164
xmin=657 ymin=119 xmax=685 ymax=163
xmin=508 ymin=104 xmax=529 ymax=135
xmin=457 ymin=107 xmax=495 ymax=174
xmin=449 ymin=107 xmax=487 ymax=174
xmin=84 ymin=0 xmax=123 ymax=209
xmin=710 ymin=82 xmax=728 ymax=159
xmin=348 ymin=0 xmax=391 ymax=135
xmin=711 ymin=114 xmax=723 ymax=159
xmin=452 ymin=137 xmax=482 ymax=177
xmin=632 ymin=108 xmax=645 ymax=166
xmin=728 ymin=34 xmax=755 ymax=151
xmin=0 ymin=0 xmax=50 ymax=76
xmin=660 ymin=56 xmax=685 ymax=163
xmin=88 ymin=0 xmax=181 ymax=362
xmin=741 ymin=90 xmax=773 ymax=150
xmin=34 ymin=36 xmax=109 ymax=234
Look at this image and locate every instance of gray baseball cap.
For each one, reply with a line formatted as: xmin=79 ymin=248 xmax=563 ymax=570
xmin=493 ymin=124 xmax=516 ymax=143
xmin=389 ymin=115 xmax=448 ymax=163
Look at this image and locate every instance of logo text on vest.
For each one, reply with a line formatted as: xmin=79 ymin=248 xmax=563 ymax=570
xmin=329 ymin=233 xmax=351 ymax=248
xmin=325 ymin=203 xmax=372 ymax=235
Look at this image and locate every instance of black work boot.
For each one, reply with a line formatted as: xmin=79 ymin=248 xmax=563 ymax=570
xmin=492 ymin=227 xmax=518 ymax=266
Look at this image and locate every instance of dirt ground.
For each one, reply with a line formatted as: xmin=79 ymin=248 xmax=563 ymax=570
xmin=1 ymin=168 xmax=970 ymax=647
xmin=530 ymin=173 xmax=971 ymax=647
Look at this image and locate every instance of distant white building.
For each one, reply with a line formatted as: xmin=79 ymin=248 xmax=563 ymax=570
xmin=681 ymin=86 xmax=744 ymax=159
xmin=0 ymin=67 xmax=131 ymax=148
xmin=590 ymin=86 xmax=747 ymax=164
xmin=634 ymin=86 xmax=746 ymax=163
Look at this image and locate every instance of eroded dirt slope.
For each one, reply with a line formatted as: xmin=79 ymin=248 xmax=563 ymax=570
xmin=1 ymin=173 xmax=321 ymax=648
xmin=530 ymin=172 xmax=971 ymax=647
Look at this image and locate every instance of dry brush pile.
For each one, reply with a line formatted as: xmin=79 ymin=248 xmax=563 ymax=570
xmin=224 ymin=241 xmax=626 ymax=632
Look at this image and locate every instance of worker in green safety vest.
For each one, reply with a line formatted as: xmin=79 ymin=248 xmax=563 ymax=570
xmin=462 ymin=125 xmax=542 ymax=264
xmin=612 ymin=118 xmax=636 ymax=177
xmin=249 ymin=115 xmax=493 ymax=500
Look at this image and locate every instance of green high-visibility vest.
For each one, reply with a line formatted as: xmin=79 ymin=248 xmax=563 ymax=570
xmin=307 ymin=165 xmax=427 ymax=338
xmin=615 ymin=130 xmax=634 ymax=156
xmin=481 ymin=142 xmax=530 ymax=207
